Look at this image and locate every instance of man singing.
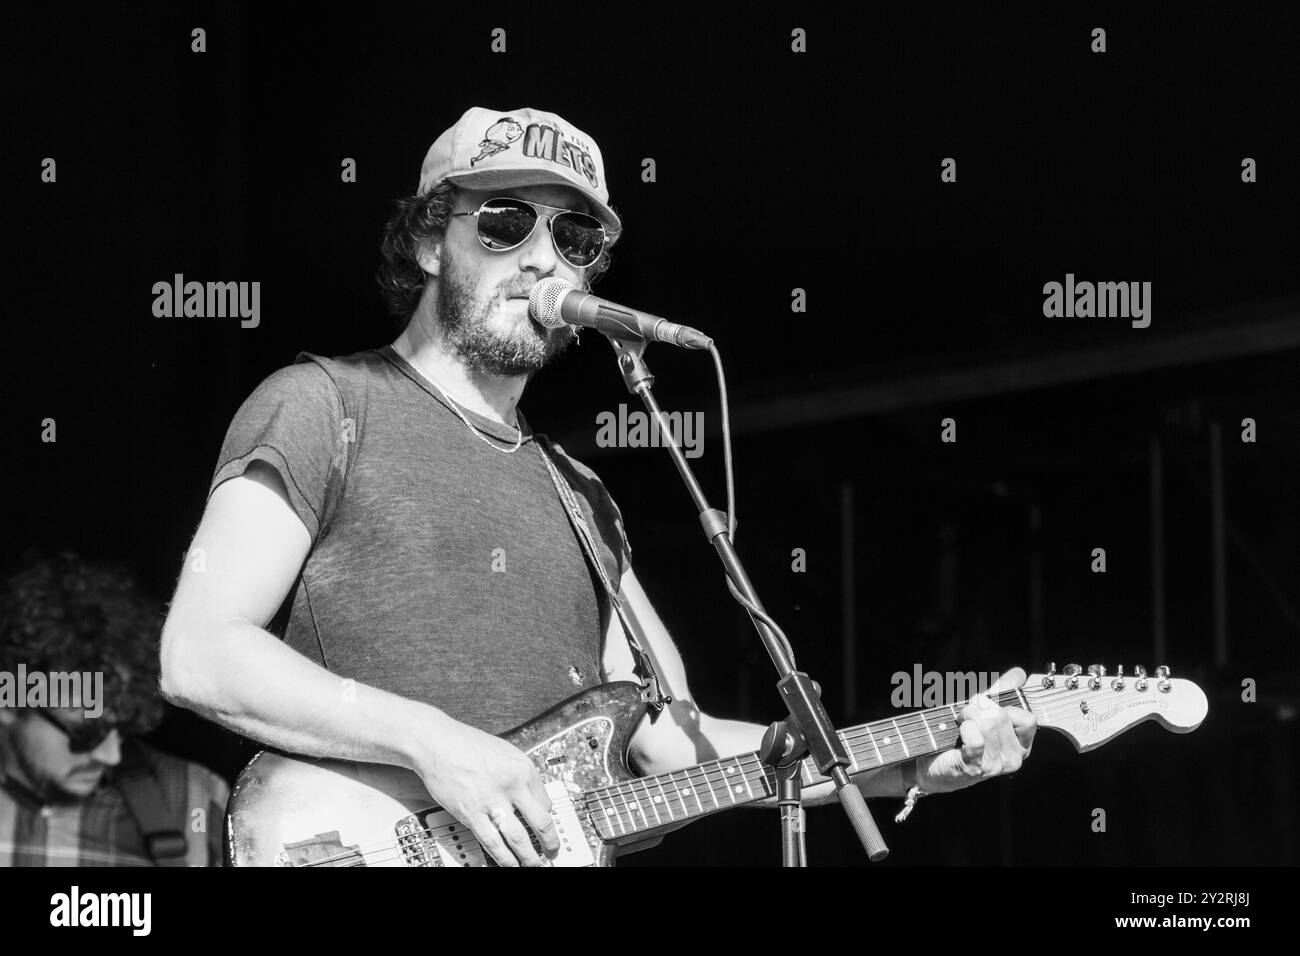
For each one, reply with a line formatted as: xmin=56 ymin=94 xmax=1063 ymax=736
xmin=160 ymin=106 xmax=1035 ymax=866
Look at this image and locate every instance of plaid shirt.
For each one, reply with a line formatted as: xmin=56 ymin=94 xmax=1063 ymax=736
xmin=0 ymin=742 xmax=229 ymax=867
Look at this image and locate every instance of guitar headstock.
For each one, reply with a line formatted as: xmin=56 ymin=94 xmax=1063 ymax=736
xmin=1020 ymin=664 xmax=1208 ymax=752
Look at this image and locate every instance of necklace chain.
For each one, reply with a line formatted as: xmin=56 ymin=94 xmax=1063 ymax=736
xmin=410 ymin=356 xmax=525 ymax=454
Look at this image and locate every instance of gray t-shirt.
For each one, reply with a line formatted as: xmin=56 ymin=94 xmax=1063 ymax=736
xmin=209 ymin=345 xmax=632 ymax=735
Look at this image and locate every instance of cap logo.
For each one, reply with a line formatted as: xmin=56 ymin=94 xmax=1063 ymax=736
xmin=468 ymin=115 xmax=601 ymax=190
xmin=469 ymin=117 xmax=525 ymax=166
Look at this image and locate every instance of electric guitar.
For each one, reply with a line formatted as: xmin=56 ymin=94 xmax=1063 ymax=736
xmin=224 ymin=663 xmax=1207 ymax=866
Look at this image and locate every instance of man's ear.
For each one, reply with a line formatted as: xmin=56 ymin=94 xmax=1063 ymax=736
xmin=416 ymin=239 xmax=442 ymax=277
xmin=0 ymin=707 xmax=19 ymax=729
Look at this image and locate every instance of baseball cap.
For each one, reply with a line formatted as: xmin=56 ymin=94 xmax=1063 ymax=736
xmin=418 ymin=106 xmax=621 ymax=237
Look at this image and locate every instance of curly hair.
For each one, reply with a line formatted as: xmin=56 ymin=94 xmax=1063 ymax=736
xmin=0 ymin=550 xmax=165 ymax=733
xmin=375 ymin=181 xmax=620 ymax=329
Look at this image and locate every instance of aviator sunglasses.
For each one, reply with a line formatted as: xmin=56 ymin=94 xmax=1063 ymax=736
xmin=451 ymin=196 xmax=607 ymax=269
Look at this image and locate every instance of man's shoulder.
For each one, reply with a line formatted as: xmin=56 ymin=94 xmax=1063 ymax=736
xmin=290 ymin=346 xmax=395 ymax=394
xmin=541 ymin=437 xmax=614 ymax=495
xmin=293 ymin=346 xmax=391 ymax=377
xmin=236 ymin=346 xmax=394 ymax=416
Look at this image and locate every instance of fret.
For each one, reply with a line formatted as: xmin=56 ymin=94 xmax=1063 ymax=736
xmin=651 ymin=774 xmax=676 ymax=821
xmin=755 ymin=766 xmax=777 ymax=800
xmin=862 ymin=723 xmax=884 ymax=765
xmin=619 ymin=782 xmax=649 ymax=831
xmin=720 ymin=761 xmax=739 ymax=804
xmin=688 ymin=766 xmax=712 ymax=812
xmin=683 ymin=770 xmax=703 ymax=816
xmin=735 ymin=757 xmax=756 ymax=802
xmin=636 ymin=779 xmax=662 ymax=828
xmin=656 ymin=772 xmax=674 ymax=817
xmin=601 ymin=792 xmax=627 ymax=837
xmin=919 ymin=710 xmax=938 ymax=750
xmin=890 ymin=718 xmax=910 ymax=757
xmin=700 ymin=766 xmax=722 ymax=811
xmin=639 ymin=779 xmax=659 ymax=828
xmin=759 ymin=757 xmax=821 ymax=797
xmin=842 ymin=733 xmax=860 ymax=772
xmin=681 ymin=770 xmax=705 ymax=814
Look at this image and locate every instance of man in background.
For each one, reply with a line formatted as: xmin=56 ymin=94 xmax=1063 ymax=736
xmin=0 ymin=550 xmax=228 ymax=866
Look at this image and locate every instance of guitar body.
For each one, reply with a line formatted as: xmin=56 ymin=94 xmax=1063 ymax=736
xmin=225 ymin=682 xmax=649 ymax=866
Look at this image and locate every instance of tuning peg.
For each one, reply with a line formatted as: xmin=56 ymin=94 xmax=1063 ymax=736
xmin=1087 ymin=664 xmax=1106 ymax=690
xmin=1155 ymin=665 xmax=1171 ymax=693
xmin=1041 ymin=662 xmax=1057 ymax=688
xmin=1063 ymin=663 xmax=1081 ymax=689
xmin=1111 ymin=664 xmax=1125 ymax=691
xmin=1134 ymin=665 xmax=1148 ymax=691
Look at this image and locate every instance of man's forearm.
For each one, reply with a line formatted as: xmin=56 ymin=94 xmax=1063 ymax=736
xmin=160 ymin=615 xmax=448 ymax=772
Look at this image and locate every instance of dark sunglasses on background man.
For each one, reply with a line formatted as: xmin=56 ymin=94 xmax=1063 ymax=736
xmin=32 ymin=709 xmax=122 ymax=754
xmin=452 ymin=196 xmax=607 ymax=269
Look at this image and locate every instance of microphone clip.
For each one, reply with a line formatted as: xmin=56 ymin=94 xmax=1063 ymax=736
xmin=609 ymin=334 xmax=655 ymax=394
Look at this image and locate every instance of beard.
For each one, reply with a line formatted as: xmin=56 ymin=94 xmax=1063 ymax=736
xmin=435 ymin=250 xmax=578 ymax=377
xmin=10 ymin=737 xmax=99 ymax=803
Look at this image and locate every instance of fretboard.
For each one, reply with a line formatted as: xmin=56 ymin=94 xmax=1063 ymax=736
xmin=581 ymin=689 xmax=1027 ymax=840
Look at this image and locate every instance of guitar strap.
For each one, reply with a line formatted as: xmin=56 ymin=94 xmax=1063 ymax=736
xmin=114 ymin=741 xmax=190 ymax=867
xmin=535 ymin=436 xmax=670 ymax=720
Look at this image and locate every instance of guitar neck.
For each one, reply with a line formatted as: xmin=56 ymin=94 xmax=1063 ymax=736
xmin=584 ymin=689 xmax=1028 ymax=840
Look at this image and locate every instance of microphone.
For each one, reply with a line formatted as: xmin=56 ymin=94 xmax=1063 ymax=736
xmin=528 ymin=278 xmax=713 ymax=350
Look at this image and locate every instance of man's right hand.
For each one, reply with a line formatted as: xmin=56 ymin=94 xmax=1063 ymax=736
xmin=410 ymin=720 xmax=561 ymax=867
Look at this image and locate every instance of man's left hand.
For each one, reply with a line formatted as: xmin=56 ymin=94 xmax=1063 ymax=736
xmin=913 ymin=667 xmax=1037 ymax=794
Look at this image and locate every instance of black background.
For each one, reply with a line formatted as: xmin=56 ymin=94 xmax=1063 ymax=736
xmin=5 ymin=3 xmax=1298 ymax=866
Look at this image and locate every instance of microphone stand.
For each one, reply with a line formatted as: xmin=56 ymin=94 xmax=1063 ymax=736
xmin=606 ymin=334 xmax=889 ymax=865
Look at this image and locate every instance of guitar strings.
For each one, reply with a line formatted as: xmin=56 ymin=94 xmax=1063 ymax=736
xmin=291 ymin=684 xmax=1150 ymax=866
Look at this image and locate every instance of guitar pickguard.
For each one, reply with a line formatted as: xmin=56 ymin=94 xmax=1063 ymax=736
xmin=388 ymin=717 xmax=619 ymax=866
xmin=527 ymin=715 xmax=618 ymax=791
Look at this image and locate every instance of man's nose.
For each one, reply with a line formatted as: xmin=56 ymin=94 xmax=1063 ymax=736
xmin=516 ymin=214 xmax=560 ymax=273
xmin=90 ymin=729 xmax=124 ymax=767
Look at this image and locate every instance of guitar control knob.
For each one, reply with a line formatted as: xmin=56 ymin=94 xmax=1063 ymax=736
xmin=1155 ymin=665 xmax=1171 ymax=693
xmin=1041 ymin=662 xmax=1057 ymax=689
xmin=1134 ymin=665 xmax=1148 ymax=691
xmin=1087 ymin=664 xmax=1106 ymax=691
xmin=1111 ymin=665 xmax=1125 ymax=691
xmin=1063 ymin=663 xmax=1082 ymax=689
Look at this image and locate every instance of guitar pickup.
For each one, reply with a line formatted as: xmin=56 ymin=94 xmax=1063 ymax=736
xmin=544 ymin=780 xmax=595 ymax=867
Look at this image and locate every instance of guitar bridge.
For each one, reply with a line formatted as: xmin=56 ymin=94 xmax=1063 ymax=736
xmin=394 ymin=812 xmax=445 ymax=867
